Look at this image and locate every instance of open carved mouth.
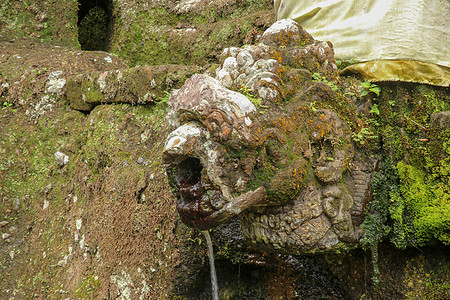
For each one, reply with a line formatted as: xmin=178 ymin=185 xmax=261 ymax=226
xmin=168 ymin=157 xmax=225 ymax=229
xmin=165 ymin=151 xmax=267 ymax=230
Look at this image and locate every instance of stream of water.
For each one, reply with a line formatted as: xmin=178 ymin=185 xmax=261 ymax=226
xmin=202 ymin=230 xmax=219 ymax=300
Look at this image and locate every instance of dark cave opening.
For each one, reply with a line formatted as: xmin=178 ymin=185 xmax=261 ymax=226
xmin=77 ymin=0 xmax=114 ymax=51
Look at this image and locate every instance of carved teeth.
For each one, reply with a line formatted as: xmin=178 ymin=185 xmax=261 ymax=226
xmin=199 ymin=197 xmax=212 ymax=212
xmin=189 ymin=186 xmax=267 ymax=230
xmin=210 ymin=186 xmax=267 ymax=221
xmin=207 ymin=191 xmax=226 ymax=210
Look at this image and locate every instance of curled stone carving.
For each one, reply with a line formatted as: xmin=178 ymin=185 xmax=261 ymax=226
xmin=163 ymin=19 xmax=376 ymax=253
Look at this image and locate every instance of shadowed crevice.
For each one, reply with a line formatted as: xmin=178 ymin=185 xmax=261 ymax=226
xmin=78 ymin=0 xmax=114 ymax=51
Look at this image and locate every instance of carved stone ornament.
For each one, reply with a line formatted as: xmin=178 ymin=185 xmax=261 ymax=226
xmin=163 ymin=19 xmax=376 ymax=253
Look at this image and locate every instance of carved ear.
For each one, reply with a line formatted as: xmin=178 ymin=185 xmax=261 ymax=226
xmin=204 ymin=111 xmax=232 ymax=142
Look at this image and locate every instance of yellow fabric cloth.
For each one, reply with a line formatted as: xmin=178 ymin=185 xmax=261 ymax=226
xmin=274 ymin=0 xmax=450 ymax=86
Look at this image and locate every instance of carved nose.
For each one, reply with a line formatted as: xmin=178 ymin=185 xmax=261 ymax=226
xmin=164 ymin=122 xmax=204 ymax=156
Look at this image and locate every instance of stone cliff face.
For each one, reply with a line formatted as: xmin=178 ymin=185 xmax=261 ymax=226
xmin=0 ymin=44 xmax=186 ymax=298
xmin=1 ymin=1 xmax=449 ymax=299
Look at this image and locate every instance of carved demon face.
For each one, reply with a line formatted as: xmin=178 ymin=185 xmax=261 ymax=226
xmin=163 ymin=74 xmax=266 ymax=229
xmin=163 ymin=19 xmax=374 ymax=253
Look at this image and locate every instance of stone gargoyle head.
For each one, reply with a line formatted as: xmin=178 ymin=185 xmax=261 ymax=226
xmin=163 ymin=19 xmax=375 ymax=254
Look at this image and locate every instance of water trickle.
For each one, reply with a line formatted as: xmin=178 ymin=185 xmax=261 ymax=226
xmin=202 ymin=230 xmax=219 ymax=300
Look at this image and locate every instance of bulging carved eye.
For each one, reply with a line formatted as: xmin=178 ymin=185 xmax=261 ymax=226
xmin=204 ymin=111 xmax=222 ymax=131
xmin=204 ymin=111 xmax=233 ymax=141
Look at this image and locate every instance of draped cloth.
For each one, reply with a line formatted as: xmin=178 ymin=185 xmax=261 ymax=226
xmin=274 ymin=0 xmax=450 ymax=86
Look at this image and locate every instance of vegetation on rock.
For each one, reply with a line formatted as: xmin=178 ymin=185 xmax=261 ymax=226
xmin=362 ymin=84 xmax=450 ymax=251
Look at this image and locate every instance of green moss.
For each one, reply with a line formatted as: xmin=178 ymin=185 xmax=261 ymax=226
xmin=113 ymin=10 xmax=187 ymax=66
xmin=75 ymin=274 xmax=100 ymax=298
xmin=361 ymin=83 xmax=450 ymax=249
xmin=0 ymin=114 xmax=75 ymax=202
xmin=397 ymin=162 xmax=450 ymax=245
xmin=0 ymin=0 xmax=79 ymax=47
xmin=110 ymin=2 xmax=272 ymax=66
xmin=247 ymin=159 xmax=276 ymax=191
xmin=361 ymin=158 xmax=409 ymax=248
xmin=362 ymin=159 xmax=450 ymax=249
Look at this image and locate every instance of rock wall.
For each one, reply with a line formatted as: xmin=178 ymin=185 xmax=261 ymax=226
xmin=0 ymin=0 xmax=79 ymax=47
xmin=0 ymin=0 xmax=274 ymax=66
xmin=109 ymin=0 xmax=274 ymax=66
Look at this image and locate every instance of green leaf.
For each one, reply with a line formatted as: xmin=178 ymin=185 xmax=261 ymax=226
xmin=371 ymin=86 xmax=381 ymax=96
xmin=361 ymin=81 xmax=371 ymax=89
xmin=370 ymin=104 xmax=380 ymax=115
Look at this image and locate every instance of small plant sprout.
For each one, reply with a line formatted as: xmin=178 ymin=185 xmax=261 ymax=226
xmin=352 ymin=127 xmax=378 ymax=145
xmin=369 ymin=103 xmax=380 ymax=115
xmin=2 ymin=101 xmax=16 ymax=113
xmin=361 ymin=81 xmax=381 ymax=97
xmin=239 ymin=84 xmax=267 ymax=108
xmin=312 ymin=72 xmax=339 ymax=91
